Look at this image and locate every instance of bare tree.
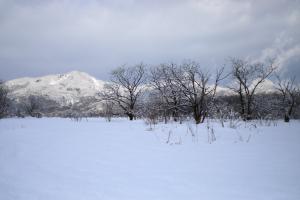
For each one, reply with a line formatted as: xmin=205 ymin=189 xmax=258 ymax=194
xmin=0 ymin=81 xmax=9 ymax=118
xmin=100 ymin=64 xmax=146 ymax=120
xmin=170 ymin=61 xmax=225 ymax=124
xmin=275 ymin=74 xmax=299 ymax=122
xmin=229 ymin=58 xmax=276 ymax=120
xmin=208 ymin=67 xmax=230 ymax=126
xmin=150 ymin=63 xmax=183 ymax=122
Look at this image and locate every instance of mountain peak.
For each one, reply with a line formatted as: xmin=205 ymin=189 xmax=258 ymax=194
xmin=54 ymin=71 xmax=94 ymax=81
xmin=65 ymin=70 xmax=90 ymax=77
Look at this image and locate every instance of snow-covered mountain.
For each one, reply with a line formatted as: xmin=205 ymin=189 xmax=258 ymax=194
xmin=5 ymin=71 xmax=106 ymax=105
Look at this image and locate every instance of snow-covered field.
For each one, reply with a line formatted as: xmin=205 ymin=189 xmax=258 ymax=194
xmin=0 ymin=118 xmax=300 ymax=200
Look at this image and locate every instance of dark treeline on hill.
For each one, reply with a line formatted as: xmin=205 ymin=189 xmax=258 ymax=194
xmin=1 ymin=58 xmax=300 ymax=123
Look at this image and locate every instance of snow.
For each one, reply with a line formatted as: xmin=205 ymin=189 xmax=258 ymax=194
xmin=0 ymin=118 xmax=300 ymax=200
xmin=5 ymin=71 xmax=106 ymax=105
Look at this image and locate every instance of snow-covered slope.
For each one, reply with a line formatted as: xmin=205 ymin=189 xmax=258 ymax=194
xmin=5 ymin=71 xmax=106 ymax=105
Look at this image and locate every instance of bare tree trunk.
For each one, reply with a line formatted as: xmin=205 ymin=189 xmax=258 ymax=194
xmin=164 ymin=109 xmax=168 ymax=124
xmin=246 ymin=99 xmax=252 ymax=120
xmin=238 ymin=84 xmax=246 ymax=120
xmin=284 ymin=114 xmax=290 ymax=122
xmin=128 ymin=113 xmax=134 ymax=120
xmin=285 ymin=99 xmax=295 ymax=122
xmin=194 ymin=106 xmax=201 ymax=124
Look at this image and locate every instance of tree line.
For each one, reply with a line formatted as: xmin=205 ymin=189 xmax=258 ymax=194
xmin=1 ymin=58 xmax=299 ymax=123
xmin=99 ymin=58 xmax=299 ymax=123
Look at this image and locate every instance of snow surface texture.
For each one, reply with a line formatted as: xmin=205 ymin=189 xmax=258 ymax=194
xmin=0 ymin=118 xmax=299 ymax=200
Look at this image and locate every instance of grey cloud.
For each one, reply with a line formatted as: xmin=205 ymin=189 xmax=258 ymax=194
xmin=0 ymin=0 xmax=299 ymax=81
xmin=280 ymin=55 xmax=300 ymax=82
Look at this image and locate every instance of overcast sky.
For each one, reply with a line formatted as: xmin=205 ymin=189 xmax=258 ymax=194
xmin=0 ymin=0 xmax=299 ymax=81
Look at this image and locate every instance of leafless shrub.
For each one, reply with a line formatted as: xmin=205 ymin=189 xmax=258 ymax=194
xmin=166 ymin=130 xmax=172 ymax=144
xmin=228 ymin=110 xmax=241 ymax=129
